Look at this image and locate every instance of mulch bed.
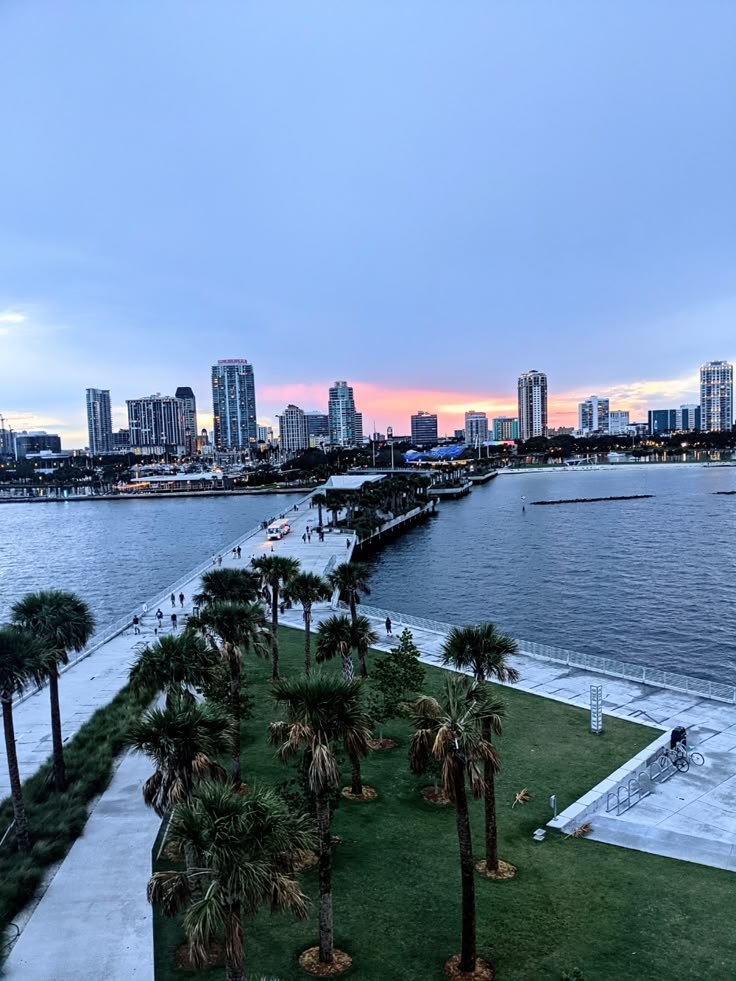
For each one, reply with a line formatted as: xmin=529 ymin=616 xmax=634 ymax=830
xmin=475 ymin=859 xmax=517 ymax=880
xmin=341 ymin=785 xmax=378 ymax=801
xmin=368 ymin=738 xmax=397 ymax=750
xmin=299 ymin=946 xmax=353 ymax=975
xmin=444 ymin=953 xmax=494 ymax=979
xmin=174 ymin=941 xmax=223 ymax=971
xmin=421 ymin=785 xmax=451 ymax=806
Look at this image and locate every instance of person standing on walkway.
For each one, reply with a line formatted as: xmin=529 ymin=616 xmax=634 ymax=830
xmin=385 ymin=617 xmax=392 ymax=636
xmin=217 ymin=554 xmax=223 ymax=567
xmin=346 ymin=538 xmax=351 ymax=550
xmin=171 ymin=612 xmax=178 ymax=631
xmin=302 ymin=533 xmax=307 ymax=543
xmin=178 ymin=592 xmax=185 ymax=608
xmin=236 ymin=545 xmax=242 ymax=559
xmin=132 ymin=614 xmax=140 ymax=635
xmin=232 ymin=547 xmax=237 ymax=559
xmin=170 ymin=592 xmax=176 ymax=607
xmin=156 ymin=608 xmax=163 ymax=628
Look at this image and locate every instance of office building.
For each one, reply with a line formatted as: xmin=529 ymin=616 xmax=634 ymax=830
xmin=354 ymin=412 xmax=364 ymax=444
xmin=648 ymin=405 xmax=702 ymax=435
xmin=0 ymin=416 xmax=13 ymax=458
xmin=126 ymin=394 xmax=185 ymax=453
xmin=14 ymin=431 xmax=62 ymax=459
xmin=112 ymin=429 xmax=130 ymax=450
xmin=328 ymin=381 xmax=360 ymax=446
xmin=85 ymin=388 xmax=114 ymax=455
xmin=175 ymin=387 xmax=198 ymax=455
xmin=464 ymin=411 xmax=489 ymax=444
xmin=492 ymin=416 xmax=519 ymax=441
xmin=453 ymin=429 xmax=465 ymax=441
xmin=578 ymin=396 xmax=610 ymax=434
xmin=677 ymin=404 xmax=700 ymax=431
xmin=305 ymin=411 xmax=329 ymax=447
xmin=607 ymin=410 xmax=630 ymax=435
xmin=700 ymin=361 xmax=733 ymax=432
xmin=518 ymin=370 xmax=548 ymax=440
xmin=211 ymin=359 xmax=258 ymax=450
xmin=411 ymin=411 xmax=438 ymax=446
xmin=277 ymin=404 xmax=310 ymax=457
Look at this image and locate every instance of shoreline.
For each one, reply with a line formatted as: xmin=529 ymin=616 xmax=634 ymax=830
xmin=0 ymin=486 xmax=311 ymax=504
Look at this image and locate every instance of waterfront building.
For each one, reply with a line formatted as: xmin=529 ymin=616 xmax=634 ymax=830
xmin=518 ymin=369 xmax=548 ymax=439
xmin=328 ymin=381 xmax=360 ymax=446
xmin=305 ymin=411 xmax=329 ymax=447
xmin=578 ymin=396 xmax=610 ymax=434
xmin=277 ymin=404 xmax=309 ymax=457
xmin=607 ymin=410 xmax=630 ymax=435
xmin=548 ymin=426 xmax=574 ymax=436
xmin=411 ymin=411 xmax=438 ymax=446
xmin=492 ymin=416 xmax=519 ymax=441
xmin=126 ymin=394 xmax=185 ymax=454
xmin=14 ymin=431 xmax=62 ymax=459
xmin=174 ymin=386 xmax=198 ymax=456
xmin=464 ymin=411 xmax=489 ymax=444
xmin=85 ymin=388 xmax=113 ymax=455
xmin=0 ymin=416 xmax=14 ymax=458
xmin=211 ymin=359 xmax=258 ymax=450
xmin=648 ymin=404 xmax=702 ymax=435
xmin=700 ymin=360 xmax=733 ymax=432
xmin=677 ymin=404 xmax=700 ymax=431
xmin=112 ymin=428 xmax=130 ymax=450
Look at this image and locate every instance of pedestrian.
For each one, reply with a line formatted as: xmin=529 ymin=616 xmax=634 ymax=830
xmin=170 ymin=592 xmax=176 ymax=607
xmin=307 ymin=531 xmax=311 ymax=542
xmin=217 ymin=554 xmax=222 ymax=567
xmin=154 ymin=626 xmax=158 ymax=636
xmin=302 ymin=533 xmax=307 ymax=543
xmin=156 ymin=608 xmax=163 ymax=627
xmin=294 ymin=504 xmax=299 ymax=511
xmin=171 ymin=612 xmax=178 ymax=630
xmin=346 ymin=538 xmax=351 ymax=550
xmin=132 ymin=614 xmax=140 ymax=635
xmin=179 ymin=591 xmax=185 ymax=608
xmin=232 ymin=547 xmax=237 ymax=559
xmin=306 ymin=525 xmax=310 ymax=534
xmin=385 ymin=617 xmax=392 ymax=636
xmin=236 ymin=545 xmax=241 ymax=559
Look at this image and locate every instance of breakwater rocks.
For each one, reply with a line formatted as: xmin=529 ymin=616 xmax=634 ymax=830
xmin=531 ymin=494 xmax=655 ymax=506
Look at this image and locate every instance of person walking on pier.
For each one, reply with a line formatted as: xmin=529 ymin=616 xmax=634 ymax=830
xmin=217 ymin=554 xmax=223 ymax=567
xmin=132 ymin=614 xmax=140 ymax=635
xmin=236 ymin=545 xmax=242 ymax=559
xmin=346 ymin=538 xmax=351 ymax=550
xmin=170 ymin=592 xmax=175 ymax=608
xmin=385 ymin=616 xmax=392 ymax=636
xmin=156 ymin=608 xmax=163 ymax=628
xmin=171 ymin=612 xmax=178 ymax=631
xmin=178 ymin=592 xmax=185 ymax=608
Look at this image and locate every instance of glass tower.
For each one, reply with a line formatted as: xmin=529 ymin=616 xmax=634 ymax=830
xmin=86 ymin=388 xmax=114 ymax=455
xmin=211 ymin=360 xmax=258 ymax=450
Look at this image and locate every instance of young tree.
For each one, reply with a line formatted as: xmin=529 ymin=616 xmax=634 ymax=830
xmin=128 ymin=633 xmax=218 ymax=705
xmin=251 ymin=555 xmax=300 ymax=680
xmin=12 ymin=590 xmax=95 ymax=791
xmin=282 ymin=571 xmax=331 ymax=675
xmin=366 ymin=628 xmax=425 ymax=739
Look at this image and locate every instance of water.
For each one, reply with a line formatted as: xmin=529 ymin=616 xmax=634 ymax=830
xmin=366 ymin=465 xmax=736 ymax=683
xmin=0 ymin=494 xmax=283 ymax=627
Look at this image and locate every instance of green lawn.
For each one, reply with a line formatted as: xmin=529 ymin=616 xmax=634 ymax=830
xmin=153 ymin=627 xmax=736 ymax=981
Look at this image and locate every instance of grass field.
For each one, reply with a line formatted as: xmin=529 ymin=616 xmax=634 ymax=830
xmin=153 ymin=627 xmax=736 ymax=981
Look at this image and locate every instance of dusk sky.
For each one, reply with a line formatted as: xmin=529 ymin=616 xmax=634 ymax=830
xmin=1 ymin=1 xmax=735 ymax=444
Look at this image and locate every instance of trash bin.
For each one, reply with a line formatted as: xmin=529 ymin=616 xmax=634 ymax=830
xmin=670 ymin=725 xmax=687 ymax=750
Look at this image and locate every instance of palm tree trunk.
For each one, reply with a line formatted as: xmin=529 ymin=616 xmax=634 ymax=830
xmin=2 ymin=695 xmax=31 ymax=851
xmin=304 ymin=609 xmax=312 ymax=676
xmin=341 ymin=654 xmax=354 ymax=682
xmin=271 ymin=586 xmax=280 ymax=680
xmin=482 ymin=717 xmax=498 ymax=871
xmin=229 ymin=655 xmax=241 ymax=786
xmin=317 ymin=500 xmax=323 ymax=526
xmin=349 ymin=751 xmax=363 ymax=796
xmin=316 ymin=790 xmax=334 ymax=964
xmin=224 ymin=901 xmax=244 ymax=981
xmin=349 ymin=594 xmax=357 ymax=625
xmin=357 ymin=647 xmax=368 ymax=678
xmin=453 ymin=763 xmax=477 ymax=973
xmin=48 ymin=666 xmax=66 ymax=792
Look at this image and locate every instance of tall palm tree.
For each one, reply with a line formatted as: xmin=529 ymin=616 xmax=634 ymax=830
xmin=408 ymin=676 xmax=499 ymax=975
xmin=12 ymin=590 xmax=95 ymax=792
xmin=315 ymin=614 xmax=353 ymax=681
xmin=441 ymin=623 xmax=519 ymax=874
xmin=311 ymin=492 xmax=327 ymax=528
xmin=327 ymin=562 xmax=371 ymax=625
xmin=0 ymin=625 xmax=53 ymax=852
xmin=128 ymin=633 xmax=218 ymax=705
xmin=193 ymin=568 xmax=261 ymax=608
xmin=282 ymin=572 xmax=331 ymax=676
xmin=251 ymin=555 xmax=300 ymax=680
xmin=126 ymin=698 xmax=232 ymax=816
xmin=270 ymin=674 xmax=372 ymax=967
xmin=187 ymin=600 xmax=269 ymax=785
xmin=350 ymin=615 xmax=378 ymax=679
xmin=148 ymin=782 xmax=313 ymax=981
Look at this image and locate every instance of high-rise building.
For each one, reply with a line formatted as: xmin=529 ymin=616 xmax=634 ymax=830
xmin=126 ymin=394 xmax=185 ymax=453
xmin=354 ymin=412 xmax=364 ymax=444
xmin=211 ymin=359 xmax=258 ymax=451
xmin=113 ymin=428 xmax=130 ymax=450
xmin=86 ymin=388 xmax=113 ymax=455
xmin=518 ymin=370 xmax=548 ymax=440
xmin=0 ymin=415 xmax=14 ymax=458
xmin=677 ymin=404 xmax=700 ymax=431
xmin=256 ymin=425 xmax=274 ymax=444
xmin=578 ymin=396 xmax=610 ymax=434
xmin=175 ymin=387 xmax=198 ymax=455
xmin=328 ymin=381 xmax=359 ymax=446
xmin=700 ymin=361 xmax=733 ymax=432
xmin=464 ymin=411 xmax=489 ymax=444
xmin=14 ymin=431 xmax=62 ymax=459
xmin=648 ymin=405 xmax=701 ymax=435
xmin=492 ymin=416 xmax=519 ymax=441
xmin=607 ymin=410 xmax=630 ymax=435
xmin=305 ymin=411 xmax=329 ymax=448
xmin=277 ymin=404 xmax=309 ymax=457
xmin=411 ymin=411 xmax=438 ymax=446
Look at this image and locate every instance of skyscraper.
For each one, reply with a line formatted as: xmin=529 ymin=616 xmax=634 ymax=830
xmin=577 ymin=396 xmax=610 ymax=434
xmin=86 ymin=388 xmax=113 ymax=455
xmin=464 ymin=411 xmax=489 ymax=444
xmin=305 ymin=411 xmax=330 ymax=447
xmin=607 ymin=410 xmax=630 ymax=435
xmin=277 ymin=404 xmax=309 ymax=457
xmin=328 ymin=381 xmax=359 ymax=446
xmin=700 ymin=361 xmax=733 ymax=432
xmin=411 ymin=411 xmax=438 ymax=445
xmin=211 ymin=359 xmax=258 ymax=451
xmin=518 ymin=370 xmax=548 ymax=440
xmin=175 ymin=386 xmax=198 ymax=456
xmin=492 ymin=416 xmax=519 ymax=440
xmin=126 ymin=395 xmax=185 ymax=453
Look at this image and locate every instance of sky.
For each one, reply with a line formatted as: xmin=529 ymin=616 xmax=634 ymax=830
xmin=1 ymin=1 xmax=735 ymax=444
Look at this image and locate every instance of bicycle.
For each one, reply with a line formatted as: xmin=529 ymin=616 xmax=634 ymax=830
xmin=658 ymin=747 xmax=690 ymax=773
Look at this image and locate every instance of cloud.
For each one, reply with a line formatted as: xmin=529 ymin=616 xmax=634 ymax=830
xmin=0 ymin=310 xmax=27 ymax=336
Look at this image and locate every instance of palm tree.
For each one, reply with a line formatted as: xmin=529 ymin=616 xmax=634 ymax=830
xmin=315 ymin=614 xmax=353 ymax=681
xmin=12 ymin=590 xmax=95 ymax=791
xmin=251 ymin=555 xmax=300 ymax=680
xmin=282 ymin=572 xmax=331 ymax=676
xmin=441 ymin=623 xmax=519 ymax=874
xmin=0 ymin=625 xmax=53 ymax=852
xmin=128 ymin=633 xmax=219 ymax=705
xmin=350 ymin=615 xmax=378 ymax=679
xmin=187 ymin=601 xmax=269 ymax=785
xmin=327 ymin=562 xmax=371 ymax=624
xmin=193 ymin=568 xmax=261 ymax=608
xmin=408 ymin=676 xmax=499 ymax=975
xmin=148 ymin=782 xmax=313 ymax=981
xmin=311 ymin=492 xmax=327 ymax=528
xmin=270 ymin=674 xmax=372 ymax=967
xmin=126 ymin=698 xmax=232 ymax=816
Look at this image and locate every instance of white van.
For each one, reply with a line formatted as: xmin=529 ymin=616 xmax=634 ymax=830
xmin=266 ymin=519 xmax=291 ymax=540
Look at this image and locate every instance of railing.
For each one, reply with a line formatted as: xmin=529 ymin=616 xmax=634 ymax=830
xmin=354 ymin=603 xmax=736 ymax=705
